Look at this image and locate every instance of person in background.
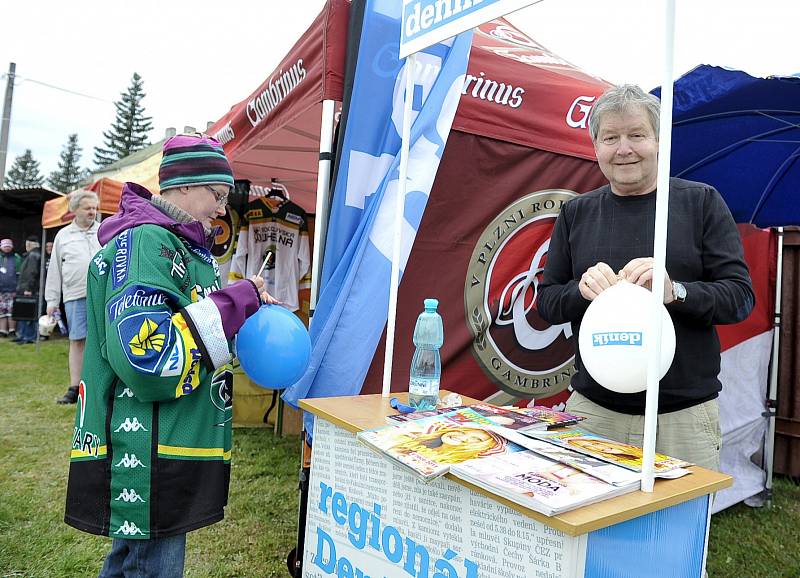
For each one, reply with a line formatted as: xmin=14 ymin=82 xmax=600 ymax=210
xmin=13 ymin=235 xmax=42 ymax=344
xmin=0 ymin=238 xmax=22 ymax=338
xmin=45 ymin=190 xmax=101 ymax=404
xmin=63 ymin=134 xmax=277 ymax=578
xmin=44 ymin=240 xmax=54 ymax=271
xmin=537 ymin=84 xmax=754 ymax=472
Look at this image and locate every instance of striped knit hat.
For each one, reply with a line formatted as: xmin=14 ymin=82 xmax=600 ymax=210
xmin=158 ymin=134 xmax=234 ymax=192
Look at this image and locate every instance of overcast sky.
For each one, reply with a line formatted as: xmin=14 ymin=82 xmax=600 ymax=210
xmin=1 ymin=0 xmax=796 ymax=179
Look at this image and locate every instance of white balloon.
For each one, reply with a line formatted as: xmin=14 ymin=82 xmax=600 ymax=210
xmin=578 ymin=281 xmax=676 ymax=393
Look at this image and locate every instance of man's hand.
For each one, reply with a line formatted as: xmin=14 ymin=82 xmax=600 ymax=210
xmin=619 ymin=257 xmax=674 ymax=304
xmin=46 ymin=306 xmax=57 ymax=316
xmin=249 ymin=275 xmax=280 ymax=305
xmin=580 ymin=262 xmax=618 ymax=301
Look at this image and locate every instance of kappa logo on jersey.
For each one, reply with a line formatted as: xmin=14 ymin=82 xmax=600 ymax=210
xmin=115 ymin=453 xmax=146 ymax=468
xmin=117 ymin=311 xmax=174 ymax=374
xmin=115 ymin=488 xmax=146 ymax=503
xmin=160 ymin=340 xmax=185 ymax=377
xmin=117 ymin=387 xmax=134 ymax=398
xmin=108 ymin=285 xmax=169 ymax=321
xmin=115 ymin=417 xmax=148 ymax=433
xmin=93 ymin=254 xmax=108 ymax=276
xmin=114 ymin=521 xmax=145 ymax=536
xmin=465 ymin=190 xmax=578 ymax=398
xmin=112 ymin=229 xmax=134 ymax=289
xmin=128 ymin=318 xmax=166 ymax=356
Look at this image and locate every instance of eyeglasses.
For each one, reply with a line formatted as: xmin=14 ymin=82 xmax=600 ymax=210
xmin=204 ymin=185 xmax=230 ymax=208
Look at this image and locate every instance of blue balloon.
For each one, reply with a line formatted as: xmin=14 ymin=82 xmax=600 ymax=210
xmin=235 ymin=305 xmax=311 ymax=389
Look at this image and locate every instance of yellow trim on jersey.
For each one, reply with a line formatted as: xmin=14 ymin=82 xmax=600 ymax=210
xmin=158 ymin=444 xmax=231 ymax=460
xmin=71 ymin=445 xmax=108 ymax=459
xmin=171 ymin=312 xmax=202 ymax=398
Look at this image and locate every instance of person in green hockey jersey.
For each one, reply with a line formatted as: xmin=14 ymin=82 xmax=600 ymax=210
xmin=64 ymin=134 xmax=278 ymax=577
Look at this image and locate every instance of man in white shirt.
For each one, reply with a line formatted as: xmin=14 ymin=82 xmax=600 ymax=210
xmin=45 ymin=190 xmax=101 ymax=404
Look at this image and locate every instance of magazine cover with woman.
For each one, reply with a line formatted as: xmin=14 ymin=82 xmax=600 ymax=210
xmin=357 ymin=410 xmax=523 ymax=481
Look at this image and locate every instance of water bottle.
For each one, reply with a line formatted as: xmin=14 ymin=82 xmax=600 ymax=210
xmin=52 ymin=310 xmax=68 ymax=335
xmin=409 ymin=298 xmax=444 ymax=410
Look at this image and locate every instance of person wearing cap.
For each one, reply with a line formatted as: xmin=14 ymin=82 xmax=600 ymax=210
xmin=13 ymin=235 xmax=42 ymax=344
xmin=63 ymin=134 xmax=277 ymax=577
xmin=45 ymin=190 xmax=102 ymax=403
xmin=0 ymin=238 xmax=22 ymax=338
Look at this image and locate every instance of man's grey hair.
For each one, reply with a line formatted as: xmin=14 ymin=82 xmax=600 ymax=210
xmin=589 ymin=84 xmax=661 ymax=142
xmin=68 ymin=189 xmax=99 ymax=213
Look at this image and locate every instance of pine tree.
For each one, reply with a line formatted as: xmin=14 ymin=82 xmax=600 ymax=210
xmin=94 ymin=72 xmax=153 ymax=167
xmin=48 ymin=134 xmax=86 ymax=193
xmin=5 ymin=149 xmax=45 ymax=188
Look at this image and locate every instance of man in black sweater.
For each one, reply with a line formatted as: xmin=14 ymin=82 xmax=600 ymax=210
xmin=537 ymin=84 xmax=754 ymax=470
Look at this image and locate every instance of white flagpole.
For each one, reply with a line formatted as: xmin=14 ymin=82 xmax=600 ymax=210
xmin=642 ymin=0 xmax=677 ymax=493
xmin=382 ymin=53 xmax=416 ymax=397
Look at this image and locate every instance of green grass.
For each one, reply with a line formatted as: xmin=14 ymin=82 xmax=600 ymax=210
xmin=0 ymin=338 xmax=798 ymax=577
xmin=0 ymin=338 xmax=300 ymax=578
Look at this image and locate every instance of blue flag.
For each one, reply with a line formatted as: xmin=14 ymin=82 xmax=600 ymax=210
xmin=282 ymin=0 xmax=472 ymax=436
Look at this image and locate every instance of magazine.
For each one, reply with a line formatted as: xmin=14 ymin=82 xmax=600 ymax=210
xmin=385 ymin=402 xmax=584 ymax=431
xmin=358 ymin=411 xmax=523 ymax=481
xmin=450 ymin=450 xmax=637 ymax=516
xmin=527 ymin=428 xmax=690 ymax=475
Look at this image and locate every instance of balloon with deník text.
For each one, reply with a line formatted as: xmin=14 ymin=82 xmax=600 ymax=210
xmin=236 ymin=304 xmax=311 ymax=389
xmin=578 ymin=281 xmax=675 ymax=394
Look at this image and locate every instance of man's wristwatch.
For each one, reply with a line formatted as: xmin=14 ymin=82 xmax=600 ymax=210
xmin=671 ymin=281 xmax=687 ymax=303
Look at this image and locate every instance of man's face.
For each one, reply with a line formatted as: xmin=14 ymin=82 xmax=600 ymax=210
xmin=45 ymin=242 xmax=53 ymax=255
xmin=25 ymin=240 xmax=38 ymax=253
xmin=0 ymin=245 xmax=11 ymax=254
xmin=74 ymin=198 xmax=98 ymax=227
xmin=593 ymin=106 xmax=659 ymax=196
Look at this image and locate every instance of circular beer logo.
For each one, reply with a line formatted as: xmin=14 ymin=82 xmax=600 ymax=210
xmin=464 ymin=190 xmax=577 ymax=398
xmin=210 ymin=207 xmax=238 ymax=264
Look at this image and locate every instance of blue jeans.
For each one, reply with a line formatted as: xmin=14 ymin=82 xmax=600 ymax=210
xmin=16 ymin=319 xmax=37 ymax=343
xmin=98 ymin=534 xmax=186 ymax=578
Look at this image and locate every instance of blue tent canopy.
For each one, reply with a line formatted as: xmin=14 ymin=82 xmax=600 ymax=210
xmin=655 ymin=65 xmax=800 ymax=228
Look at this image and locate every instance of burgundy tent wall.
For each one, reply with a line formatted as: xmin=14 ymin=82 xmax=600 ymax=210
xmin=362 ymin=132 xmax=608 ymax=402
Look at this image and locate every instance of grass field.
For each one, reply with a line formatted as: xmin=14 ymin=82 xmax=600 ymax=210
xmin=0 ymin=338 xmax=798 ymax=577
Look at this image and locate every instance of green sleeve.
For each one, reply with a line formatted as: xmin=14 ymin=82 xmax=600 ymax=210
xmin=100 ymin=226 xmax=211 ymax=403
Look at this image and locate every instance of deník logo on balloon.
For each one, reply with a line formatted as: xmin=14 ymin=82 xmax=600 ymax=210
xmin=236 ymin=305 xmax=311 ymax=390
xmin=464 ymin=190 xmax=577 ymax=399
xmin=578 ymin=282 xmax=675 ymax=394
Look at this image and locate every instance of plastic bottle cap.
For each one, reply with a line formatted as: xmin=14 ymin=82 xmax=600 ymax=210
xmin=423 ymin=298 xmax=439 ymax=311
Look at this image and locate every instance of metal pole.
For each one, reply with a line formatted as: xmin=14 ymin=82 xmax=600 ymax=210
xmin=382 ymin=52 xmax=415 ymax=397
xmin=764 ymin=226 xmax=784 ymax=507
xmin=309 ymin=99 xmax=337 ymax=315
xmin=641 ymin=0 xmax=676 ymax=493
xmin=0 ymin=62 xmax=17 ymax=188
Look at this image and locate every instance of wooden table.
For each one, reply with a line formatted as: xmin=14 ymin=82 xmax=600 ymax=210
xmin=300 ymin=391 xmax=731 ymax=577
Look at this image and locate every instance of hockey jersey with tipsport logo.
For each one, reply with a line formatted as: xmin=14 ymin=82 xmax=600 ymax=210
xmin=229 ymin=197 xmax=310 ymax=311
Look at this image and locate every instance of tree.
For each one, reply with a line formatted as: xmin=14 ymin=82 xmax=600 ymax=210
xmin=5 ymin=149 xmax=44 ymax=188
xmin=48 ymin=134 xmax=86 ymax=193
xmin=94 ymin=72 xmax=153 ymax=167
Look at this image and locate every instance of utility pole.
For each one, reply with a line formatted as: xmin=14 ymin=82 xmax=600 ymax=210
xmin=0 ymin=62 xmax=16 ymax=189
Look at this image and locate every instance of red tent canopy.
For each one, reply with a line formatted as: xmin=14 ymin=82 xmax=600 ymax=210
xmin=206 ymin=0 xmax=349 ymax=211
xmin=205 ymin=2 xmax=613 ymax=403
